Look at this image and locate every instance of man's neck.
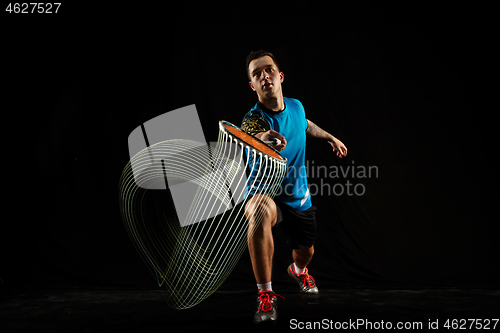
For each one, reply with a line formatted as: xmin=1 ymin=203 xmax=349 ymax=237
xmin=259 ymin=94 xmax=285 ymax=112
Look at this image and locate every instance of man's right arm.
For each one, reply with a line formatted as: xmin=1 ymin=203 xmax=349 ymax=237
xmin=241 ymin=112 xmax=286 ymax=151
xmin=241 ymin=112 xmax=269 ymax=136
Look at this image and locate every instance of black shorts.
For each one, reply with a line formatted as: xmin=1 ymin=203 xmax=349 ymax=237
xmin=274 ymin=200 xmax=317 ymax=250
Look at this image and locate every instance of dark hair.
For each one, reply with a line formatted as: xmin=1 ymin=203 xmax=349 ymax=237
xmin=245 ymin=50 xmax=280 ymax=79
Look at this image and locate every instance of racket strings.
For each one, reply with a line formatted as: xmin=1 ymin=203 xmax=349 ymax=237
xmin=119 ymin=123 xmax=287 ymax=309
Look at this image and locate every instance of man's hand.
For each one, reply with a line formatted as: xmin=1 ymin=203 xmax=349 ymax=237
xmin=328 ymin=137 xmax=348 ymax=158
xmin=255 ymin=130 xmax=287 ymax=151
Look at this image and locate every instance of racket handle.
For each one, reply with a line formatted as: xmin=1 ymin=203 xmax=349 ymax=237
xmin=264 ymin=138 xmax=281 ymax=146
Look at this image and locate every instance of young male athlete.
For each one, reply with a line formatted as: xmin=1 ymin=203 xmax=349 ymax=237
xmin=241 ymin=50 xmax=348 ymax=324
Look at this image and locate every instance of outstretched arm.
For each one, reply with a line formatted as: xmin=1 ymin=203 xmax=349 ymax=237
xmin=306 ymin=119 xmax=347 ymax=158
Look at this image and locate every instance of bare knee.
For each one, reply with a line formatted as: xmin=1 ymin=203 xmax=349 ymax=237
xmin=245 ymin=195 xmax=277 ymax=231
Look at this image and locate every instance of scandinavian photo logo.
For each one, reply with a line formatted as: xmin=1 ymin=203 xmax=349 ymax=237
xmin=279 ymin=160 xmax=378 ymax=197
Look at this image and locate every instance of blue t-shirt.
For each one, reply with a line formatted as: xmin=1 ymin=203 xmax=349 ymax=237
xmin=241 ymin=97 xmax=311 ymax=211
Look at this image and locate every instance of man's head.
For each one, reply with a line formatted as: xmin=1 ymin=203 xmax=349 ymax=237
xmin=246 ymin=50 xmax=284 ymax=100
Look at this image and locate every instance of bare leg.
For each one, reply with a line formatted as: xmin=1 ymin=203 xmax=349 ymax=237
xmin=292 ymin=246 xmax=314 ymax=270
xmin=245 ymin=194 xmax=277 ymax=284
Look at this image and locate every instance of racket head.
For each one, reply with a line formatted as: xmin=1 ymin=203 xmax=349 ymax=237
xmin=219 ymin=120 xmax=284 ymax=161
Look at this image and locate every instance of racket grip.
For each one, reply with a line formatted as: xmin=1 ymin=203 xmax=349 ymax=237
xmin=264 ymin=138 xmax=281 ymax=146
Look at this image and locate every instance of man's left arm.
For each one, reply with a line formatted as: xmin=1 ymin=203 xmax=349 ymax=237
xmin=306 ymin=119 xmax=347 ymax=158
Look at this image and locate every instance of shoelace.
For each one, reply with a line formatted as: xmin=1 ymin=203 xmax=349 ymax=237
xmin=258 ymin=292 xmax=284 ymax=312
xmin=298 ymin=268 xmax=316 ymax=289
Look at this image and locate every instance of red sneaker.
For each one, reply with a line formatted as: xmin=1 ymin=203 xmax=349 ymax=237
xmin=253 ymin=290 xmax=284 ymax=325
xmin=287 ymin=264 xmax=319 ymax=294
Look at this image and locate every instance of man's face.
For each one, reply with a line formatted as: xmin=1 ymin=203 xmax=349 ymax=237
xmin=248 ymin=56 xmax=284 ymax=99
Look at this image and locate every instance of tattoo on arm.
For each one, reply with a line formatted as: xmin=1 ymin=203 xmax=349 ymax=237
xmin=306 ymin=120 xmax=333 ymax=140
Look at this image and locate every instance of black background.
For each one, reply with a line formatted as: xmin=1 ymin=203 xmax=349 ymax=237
xmin=2 ymin=3 xmax=498 ymax=291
